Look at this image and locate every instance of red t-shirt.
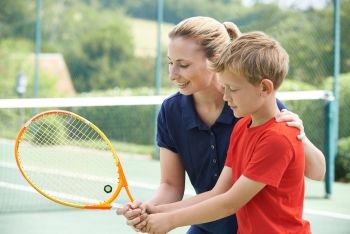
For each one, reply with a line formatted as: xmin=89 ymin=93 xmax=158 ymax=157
xmin=225 ymin=116 xmax=310 ymax=234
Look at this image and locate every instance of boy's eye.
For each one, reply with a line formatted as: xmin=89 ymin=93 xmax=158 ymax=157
xmin=225 ymin=85 xmax=237 ymax=92
xmin=179 ymin=64 xmax=189 ymax=68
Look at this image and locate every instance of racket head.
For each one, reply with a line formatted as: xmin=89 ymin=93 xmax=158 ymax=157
xmin=14 ymin=110 xmax=133 ymax=209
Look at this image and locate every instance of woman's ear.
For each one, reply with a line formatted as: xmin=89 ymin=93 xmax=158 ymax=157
xmin=260 ymin=79 xmax=274 ymax=96
xmin=210 ymin=53 xmax=220 ymax=62
xmin=207 ymin=53 xmax=220 ymax=70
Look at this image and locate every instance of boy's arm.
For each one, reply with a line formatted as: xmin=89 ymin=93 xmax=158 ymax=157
xmin=145 ymin=170 xmax=265 ymax=233
xmin=150 ymin=164 xmax=234 ymax=214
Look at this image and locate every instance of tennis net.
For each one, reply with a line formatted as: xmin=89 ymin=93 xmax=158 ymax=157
xmin=0 ymin=91 xmax=332 ymax=213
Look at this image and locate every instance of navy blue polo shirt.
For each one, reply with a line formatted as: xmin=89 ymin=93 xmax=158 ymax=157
xmin=156 ymin=92 xmax=285 ymax=234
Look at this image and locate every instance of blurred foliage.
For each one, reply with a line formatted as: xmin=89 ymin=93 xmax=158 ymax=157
xmin=340 ymin=0 xmax=350 ymax=72
xmin=335 ymin=137 xmax=350 ymax=182
xmin=0 ymin=39 xmax=57 ymax=98
xmin=1 ymin=0 xmax=349 ymax=94
xmin=0 ymin=0 xmax=36 ymax=39
xmin=322 ymin=72 xmax=350 ymax=139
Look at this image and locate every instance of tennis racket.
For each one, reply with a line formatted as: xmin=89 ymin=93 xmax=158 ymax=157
xmin=14 ymin=110 xmax=134 ymax=209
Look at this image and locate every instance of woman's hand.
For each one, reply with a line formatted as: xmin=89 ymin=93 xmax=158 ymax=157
xmin=116 ymin=201 xmax=148 ymax=232
xmin=275 ymin=109 xmax=306 ymax=140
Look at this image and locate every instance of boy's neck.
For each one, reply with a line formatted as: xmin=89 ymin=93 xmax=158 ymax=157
xmin=249 ymin=95 xmax=279 ymax=128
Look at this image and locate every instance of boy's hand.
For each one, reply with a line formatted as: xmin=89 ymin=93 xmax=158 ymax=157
xmin=144 ymin=213 xmax=173 ymax=234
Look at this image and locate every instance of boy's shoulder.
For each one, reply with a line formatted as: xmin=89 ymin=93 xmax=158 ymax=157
xmin=236 ymin=116 xmax=299 ymax=141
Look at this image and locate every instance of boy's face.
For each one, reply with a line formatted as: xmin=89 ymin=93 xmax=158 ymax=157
xmin=220 ymin=70 xmax=263 ymax=118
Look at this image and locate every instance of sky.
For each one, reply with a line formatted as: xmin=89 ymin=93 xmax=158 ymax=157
xmin=241 ymin=0 xmax=329 ymax=10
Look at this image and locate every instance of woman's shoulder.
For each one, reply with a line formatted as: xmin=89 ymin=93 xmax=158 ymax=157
xmin=161 ymin=92 xmax=189 ymax=109
xmin=162 ymin=92 xmax=182 ymax=104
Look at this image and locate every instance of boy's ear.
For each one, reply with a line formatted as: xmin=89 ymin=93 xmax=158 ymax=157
xmin=260 ymin=79 xmax=274 ymax=95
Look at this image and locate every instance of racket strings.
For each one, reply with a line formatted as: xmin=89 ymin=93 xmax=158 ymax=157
xmin=64 ymin=116 xmax=109 ymax=152
xmin=18 ymin=113 xmax=121 ymax=206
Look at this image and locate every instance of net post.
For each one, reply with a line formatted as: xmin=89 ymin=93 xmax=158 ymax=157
xmin=324 ymin=99 xmax=335 ymax=199
xmin=152 ymin=0 xmax=164 ymax=160
xmin=33 ymin=0 xmax=42 ymax=114
xmin=324 ymin=0 xmax=341 ymax=199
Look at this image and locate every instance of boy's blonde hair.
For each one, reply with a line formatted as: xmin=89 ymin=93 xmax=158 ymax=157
xmin=213 ymin=31 xmax=289 ymax=89
xmin=169 ymin=16 xmax=241 ymax=60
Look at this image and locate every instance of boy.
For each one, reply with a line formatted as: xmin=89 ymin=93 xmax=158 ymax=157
xmin=142 ymin=31 xmax=311 ymax=234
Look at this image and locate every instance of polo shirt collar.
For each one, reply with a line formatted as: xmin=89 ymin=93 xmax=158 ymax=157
xmin=218 ymin=102 xmax=235 ymax=125
xmin=181 ymin=95 xmax=234 ymax=130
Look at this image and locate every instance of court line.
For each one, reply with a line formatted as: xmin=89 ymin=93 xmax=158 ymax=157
xmin=0 ymin=181 xmax=122 ymax=208
xmin=304 ymin=208 xmax=350 ymax=220
xmin=0 ymin=162 xmax=195 ymax=195
xmin=1 ymin=180 xmax=349 ymax=220
xmin=2 ymin=162 xmax=349 ymax=220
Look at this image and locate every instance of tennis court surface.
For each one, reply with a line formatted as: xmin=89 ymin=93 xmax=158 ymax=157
xmin=1 ymin=139 xmax=349 ymax=233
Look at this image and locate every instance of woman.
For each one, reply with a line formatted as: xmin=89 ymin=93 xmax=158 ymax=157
xmin=117 ymin=16 xmax=325 ymax=234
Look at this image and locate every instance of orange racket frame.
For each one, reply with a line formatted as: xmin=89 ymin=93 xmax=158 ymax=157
xmin=14 ymin=110 xmax=134 ymax=209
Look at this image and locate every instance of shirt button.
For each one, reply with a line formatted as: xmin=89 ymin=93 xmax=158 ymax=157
xmin=212 ymin=159 xmax=217 ymax=163
xmin=211 ymin=145 xmax=215 ymax=150
xmin=214 ymin=173 xmax=218 ymax=177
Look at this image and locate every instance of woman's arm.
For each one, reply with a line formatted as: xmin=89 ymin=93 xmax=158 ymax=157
xmin=148 ymin=147 xmax=186 ymax=205
xmin=275 ymin=109 xmax=325 ymax=180
xmin=301 ymin=136 xmax=326 ymax=180
xmin=116 ymin=147 xmax=186 ymax=228
xmin=145 ymin=168 xmax=265 ymax=233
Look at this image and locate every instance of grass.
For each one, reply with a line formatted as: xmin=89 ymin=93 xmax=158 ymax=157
xmin=111 ymin=140 xmax=154 ymax=158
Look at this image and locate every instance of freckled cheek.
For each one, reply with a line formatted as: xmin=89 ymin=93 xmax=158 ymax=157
xmin=231 ymin=93 xmax=245 ymax=106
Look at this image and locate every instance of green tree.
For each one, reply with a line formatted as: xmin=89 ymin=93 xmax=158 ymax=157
xmin=272 ymin=9 xmax=333 ymax=84
xmin=0 ymin=38 xmax=58 ymax=98
xmin=0 ymin=0 xmax=35 ymax=39
xmin=65 ymin=15 xmax=134 ymax=92
xmin=340 ymin=0 xmax=350 ymax=73
xmin=232 ymin=3 xmax=334 ymax=84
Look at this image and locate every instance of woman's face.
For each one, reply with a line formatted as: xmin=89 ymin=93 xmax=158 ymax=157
xmin=167 ymin=37 xmax=216 ymax=95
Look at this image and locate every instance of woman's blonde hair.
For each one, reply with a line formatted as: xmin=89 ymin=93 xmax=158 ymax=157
xmin=169 ymin=16 xmax=241 ymax=60
xmin=213 ymin=31 xmax=289 ymax=89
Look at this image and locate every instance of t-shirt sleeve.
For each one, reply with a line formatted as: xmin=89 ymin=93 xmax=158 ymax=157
xmin=156 ymin=102 xmax=177 ymax=153
xmin=243 ymin=133 xmax=294 ymax=187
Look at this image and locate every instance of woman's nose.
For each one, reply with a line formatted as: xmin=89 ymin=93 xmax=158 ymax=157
xmin=169 ymin=67 xmax=179 ymax=80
